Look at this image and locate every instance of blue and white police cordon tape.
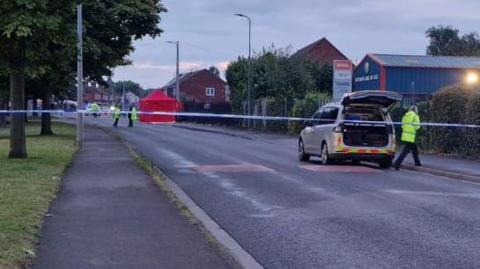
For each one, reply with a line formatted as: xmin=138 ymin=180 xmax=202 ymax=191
xmin=0 ymin=109 xmax=479 ymax=129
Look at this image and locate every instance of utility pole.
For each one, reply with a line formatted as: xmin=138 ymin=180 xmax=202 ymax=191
xmin=76 ymin=4 xmax=84 ymax=150
xmin=122 ymin=66 xmax=126 ymax=110
xmin=167 ymin=41 xmax=180 ymax=102
xmin=235 ymin=13 xmax=252 ymax=128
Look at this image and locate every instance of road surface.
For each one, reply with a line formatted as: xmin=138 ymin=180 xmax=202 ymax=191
xmin=90 ymin=119 xmax=480 ymax=269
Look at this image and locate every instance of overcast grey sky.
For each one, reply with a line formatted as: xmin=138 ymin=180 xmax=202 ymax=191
xmin=112 ymin=0 xmax=480 ymax=89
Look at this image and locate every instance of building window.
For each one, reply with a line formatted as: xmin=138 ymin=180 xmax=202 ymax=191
xmin=167 ymin=87 xmax=175 ymax=97
xmin=206 ymin=87 xmax=215 ymax=97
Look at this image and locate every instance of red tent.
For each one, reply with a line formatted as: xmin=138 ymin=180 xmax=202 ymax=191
xmin=139 ymin=90 xmax=181 ymax=123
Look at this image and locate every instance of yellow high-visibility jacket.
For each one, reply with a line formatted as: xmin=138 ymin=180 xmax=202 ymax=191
xmin=113 ymin=108 xmax=121 ymax=120
xmin=131 ymin=108 xmax=138 ymax=121
xmin=401 ymin=111 xmax=420 ymax=143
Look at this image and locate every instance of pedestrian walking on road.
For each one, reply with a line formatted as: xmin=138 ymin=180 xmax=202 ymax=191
xmin=394 ymin=105 xmax=422 ymax=170
xmin=113 ymin=105 xmax=121 ymax=128
xmin=128 ymin=106 xmax=137 ymax=127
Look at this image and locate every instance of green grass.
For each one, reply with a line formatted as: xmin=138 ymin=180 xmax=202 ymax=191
xmin=0 ymin=122 xmax=76 ymax=269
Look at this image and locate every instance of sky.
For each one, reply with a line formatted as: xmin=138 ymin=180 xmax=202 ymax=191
xmin=112 ymin=0 xmax=480 ymax=89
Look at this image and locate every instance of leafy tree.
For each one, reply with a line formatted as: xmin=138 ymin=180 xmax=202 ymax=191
xmin=0 ymin=0 xmax=74 ymax=158
xmin=426 ymin=25 xmax=480 ymax=56
xmin=82 ymin=0 xmax=167 ymax=84
xmin=113 ymin=80 xmax=144 ymax=97
xmin=208 ymin=66 xmax=220 ymax=77
xmin=225 ymin=57 xmax=248 ymax=113
xmin=226 ymin=46 xmax=333 ymax=115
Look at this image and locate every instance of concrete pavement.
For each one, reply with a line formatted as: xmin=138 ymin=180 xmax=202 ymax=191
xmin=31 ymin=126 xmax=233 ymax=269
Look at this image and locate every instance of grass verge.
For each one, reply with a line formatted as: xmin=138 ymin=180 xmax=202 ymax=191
xmin=0 ymin=122 xmax=76 ymax=269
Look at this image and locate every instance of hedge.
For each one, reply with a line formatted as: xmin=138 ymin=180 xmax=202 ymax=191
xmin=430 ymin=85 xmax=473 ymax=154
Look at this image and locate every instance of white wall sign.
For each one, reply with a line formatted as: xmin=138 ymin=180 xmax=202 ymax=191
xmin=333 ymin=60 xmax=353 ymax=102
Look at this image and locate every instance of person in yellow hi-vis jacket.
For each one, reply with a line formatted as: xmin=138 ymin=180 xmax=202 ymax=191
xmin=394 ymin=105 xmax=422 ymax=170
xmin=128 ymin=106 xmax=137 ymax=127
xmin=113 ymin=105 xmax=121 ymax=128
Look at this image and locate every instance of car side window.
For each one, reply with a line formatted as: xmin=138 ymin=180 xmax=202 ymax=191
xmin=320 ymin=107 xmax=339 ymax=125
xmin=312 ymin=111 xmax=321 ymax=126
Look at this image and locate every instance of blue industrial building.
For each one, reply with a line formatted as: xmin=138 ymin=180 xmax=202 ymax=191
xmin=353 ymin=54 xmax=480 ymax=101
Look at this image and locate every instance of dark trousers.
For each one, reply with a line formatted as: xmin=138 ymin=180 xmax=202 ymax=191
xmin=128 ymin=117 xmax=133 ymax=127
xmin=113 ymin=118 xmax=119 ymax=127
xmin=394 ymin=142 xmax=421 ymax=168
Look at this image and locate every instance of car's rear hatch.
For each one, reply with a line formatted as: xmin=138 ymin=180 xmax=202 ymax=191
xmin=341 ymin=90 xmax=402 ymax=110
xmin=340 ymin=91 xmax=401 ymax=148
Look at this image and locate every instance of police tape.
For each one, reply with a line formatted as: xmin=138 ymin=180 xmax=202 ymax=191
xmin=1 ymin=109 xmax=480 ymax=129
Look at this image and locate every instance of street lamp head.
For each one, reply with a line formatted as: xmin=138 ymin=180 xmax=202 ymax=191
xmin=166 ymin=41 xmax=178 ymax=45
xmin=235 ymin=13 xmax=251 ymax=20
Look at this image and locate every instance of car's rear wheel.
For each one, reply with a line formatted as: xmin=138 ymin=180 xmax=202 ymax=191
xmin=320 ymin=142 xmax=332 ymax=165
xmin=379 ymin=158 xmax=393 ymax=168
xmin=298 ymin=139 xmax=310 ymax=162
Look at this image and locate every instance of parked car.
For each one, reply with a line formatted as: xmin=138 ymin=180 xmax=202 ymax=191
xmin=298 ymin=90 xmax=402 ymax=168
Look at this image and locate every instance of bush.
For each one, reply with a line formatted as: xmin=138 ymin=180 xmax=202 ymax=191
xmin=430 ymin=85 xmax=473 ymax=154
xmin=262 ymin=98 xmax=290 ymax=132
xmin=415 ymin=101 xmax=434 ymax=151
xmin=463 ymin=92 xmax=480 ymax=158
xmin=288 ymin=92 xmax=331 ymax=134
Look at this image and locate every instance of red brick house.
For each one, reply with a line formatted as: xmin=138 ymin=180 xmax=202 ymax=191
xmin=294 ymin=37 xmax=349 ymax=66
xmin=162 ymin=69 xmax=230 ymax=104
xmin=84 ymin=83 xmax=112 ymax=105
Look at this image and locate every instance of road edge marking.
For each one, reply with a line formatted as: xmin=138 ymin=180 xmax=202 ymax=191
xmin=158 ymin=168 xmax=264 ymax=269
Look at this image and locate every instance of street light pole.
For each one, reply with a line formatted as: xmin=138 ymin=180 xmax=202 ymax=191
xmin=167 ymin=41 xmax=180 ymax=102
xmin=122 ymin=66 xmax=126 ymax=110
xmin=76 ymin=4 xmax=84 ymax=150
xmin=235 ymin=13 xmax=252 ymax=128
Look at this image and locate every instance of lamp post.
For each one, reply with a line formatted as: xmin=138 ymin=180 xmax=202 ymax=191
xmin=76 ymin=4 xmax=84 ymax=150
xmin=122 ymin=66 xmax=126 ymax=111
xmin=167 ymin=41 xmax=180 ymax=102
xmin=235 ymin=13 xmax=252 ymax=128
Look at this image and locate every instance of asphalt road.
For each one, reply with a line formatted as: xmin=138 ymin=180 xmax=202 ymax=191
xmin=90 ymin=118 xmax=480 ymax=269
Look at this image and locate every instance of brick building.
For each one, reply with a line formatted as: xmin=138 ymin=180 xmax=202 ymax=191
xmin=294 ymin=37 xmax=349 ymax=66
xmin=84 ymin=83 xmax=112 ymax=105
xmin=162 ymin=69 xmax=230 ymax=104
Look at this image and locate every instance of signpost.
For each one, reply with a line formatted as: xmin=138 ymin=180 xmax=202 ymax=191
xmin=333 ymin=60 xmax=353 ymax=102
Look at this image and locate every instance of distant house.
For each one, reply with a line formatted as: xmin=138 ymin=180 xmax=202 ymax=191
xmin=294 ymin=37 xmax=349 ymax=67
xmin=84 ymin=82 xmax=112 ymax=105
xmin=162 ymin=69 xmax=230 ymax=105
xmin=124 ymin=91 xmax=139 ymax=105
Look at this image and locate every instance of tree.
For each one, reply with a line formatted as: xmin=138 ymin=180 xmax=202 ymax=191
xmin=81 ymin=0 xmax=167 ymax=84
xmin=0 ymin=70 xmax=8 ymax=128
xmin=226 ymin=46 xmax=331 ymax=114
xmin=426 ymin=25 xmax=480 ymax=56
xmin=113 ymin=80 xmax=144 ymax=97
xmin=208 ymin=66 xmax=220 ymax=77
xmin=0 ymin=0 xmax=75 ymax=158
